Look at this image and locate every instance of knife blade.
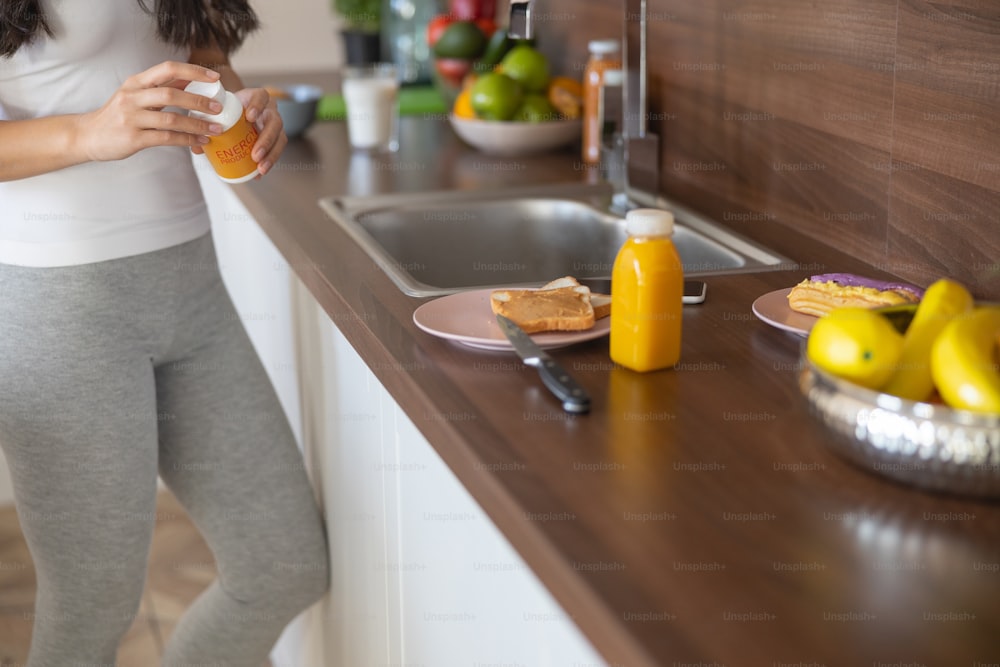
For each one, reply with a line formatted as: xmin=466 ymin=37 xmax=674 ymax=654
xmin=496 ymin=314 xmax=591 ymax=414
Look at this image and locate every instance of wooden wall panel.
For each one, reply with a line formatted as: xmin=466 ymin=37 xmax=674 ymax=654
xmin=887 ymin=166 xmax=1000 ymax=295
xmin=887 ymin=0 xmax=1000 ymax=296
xmin=525 ymin=0 xmax=1000 ymax=296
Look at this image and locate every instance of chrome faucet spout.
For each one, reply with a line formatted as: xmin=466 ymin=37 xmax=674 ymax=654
xmin=622 ymin=0 xmax=660 ymax=198
xmin=623 ymin=0 xmax=647 ymax=138
xmin=508 ymin=0 xmax=533 ymax=40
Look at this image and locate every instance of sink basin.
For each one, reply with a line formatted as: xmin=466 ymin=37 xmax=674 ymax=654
xmin=318 ymin=183 xmax=793 ymax=297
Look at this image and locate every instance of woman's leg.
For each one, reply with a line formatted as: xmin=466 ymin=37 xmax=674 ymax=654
xmin=0 ymin=264 xmax=161 ymax=666
xmin=155 ymin=240 xmax=329 ymax=666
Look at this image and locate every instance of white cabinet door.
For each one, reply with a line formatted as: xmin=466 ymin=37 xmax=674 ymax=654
xmin=294 ymin=293 xmax=605 ymax=666
xmin=294 ymin=289 xmax=400 ymax=666
xmin=392 ymin=406 xmax=607 ymax=667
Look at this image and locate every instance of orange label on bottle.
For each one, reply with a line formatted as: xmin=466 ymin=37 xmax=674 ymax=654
xmin=204 ymin=116 xmax=259 ymax=181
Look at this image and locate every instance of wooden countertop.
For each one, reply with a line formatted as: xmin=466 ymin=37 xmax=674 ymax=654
xmin=233 ymin=72 xmax=1000 ymax=666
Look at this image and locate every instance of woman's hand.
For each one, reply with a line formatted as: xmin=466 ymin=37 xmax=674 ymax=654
xmin=232 ymin=87 xmax=287 ymax=177
xmin=75 ymin=61 xmax=225 ymax=162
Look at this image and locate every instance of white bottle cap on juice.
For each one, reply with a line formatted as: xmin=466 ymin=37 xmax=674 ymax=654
xmin=185 ymin=80 xmax=243 ymax=130
xmin=185 ymin=80 xmax=226 ymax=106
xmin=626 ymin=209 xmax=674 ymax=237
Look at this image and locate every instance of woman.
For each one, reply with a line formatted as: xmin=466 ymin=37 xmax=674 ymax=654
xmin=0 ymin=1 xmax=330 ymax=665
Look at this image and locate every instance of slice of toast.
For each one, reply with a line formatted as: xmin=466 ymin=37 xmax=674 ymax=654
xmin=491 ymin=285 xmax=595 ymax=333
xmin=590 ymin=292 xmax=611 ymax=320
xmin=541 ymin=276 xmax=612 ymax=320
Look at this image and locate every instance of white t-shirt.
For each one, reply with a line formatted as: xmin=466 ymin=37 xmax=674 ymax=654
xmin=0 ymin=0 xmax=212 ymax=267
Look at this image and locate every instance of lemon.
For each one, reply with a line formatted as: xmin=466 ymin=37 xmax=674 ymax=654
xmin=881 ymin=278 xmax=973 ymax=401
xmin=807 ymin=307 xmax=904 ymax=390
xmin=931 ymin=307 xmax=1000 ymax=414
xmin=469 ymin=72 xmax=523 ymax=121
xmin=499 ymin=44 xmax=550 ymax=93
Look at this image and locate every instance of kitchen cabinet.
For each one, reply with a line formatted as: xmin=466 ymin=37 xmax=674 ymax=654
xmin=204 ymin=171 xmax=605 ymax=665
xmin=291 ymin=286 xmax=606 ymax=666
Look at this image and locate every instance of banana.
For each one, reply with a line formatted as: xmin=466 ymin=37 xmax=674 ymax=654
xmin=930 ymin=306 xmax=1000 ymax=414
xmin=881 ymin=279 xmax=973 ymax=400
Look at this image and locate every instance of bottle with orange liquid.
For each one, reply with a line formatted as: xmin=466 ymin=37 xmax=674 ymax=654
xmin=581 ymin=39 xmax=621 ymax=164
xmin=610 ymin=209 xmax=684 ymax=372
xmin=185 ymin=80 xmax=260 ymax=183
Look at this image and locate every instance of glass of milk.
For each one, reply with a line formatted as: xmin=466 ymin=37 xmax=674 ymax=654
xmin=342 ymin=63 xmax=400 ymax=153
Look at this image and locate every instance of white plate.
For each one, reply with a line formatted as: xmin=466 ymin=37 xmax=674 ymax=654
xmin=413 ymin=288 xmax=610 ymax=351
xmin=751 ymin=287 xmax=818 ymax=337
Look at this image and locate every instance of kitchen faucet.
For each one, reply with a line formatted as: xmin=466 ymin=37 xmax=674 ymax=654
xmin=507 ymin=0 xmax=660 ymax=206
xmin=508 ymin=0 xmax=533 ymax=40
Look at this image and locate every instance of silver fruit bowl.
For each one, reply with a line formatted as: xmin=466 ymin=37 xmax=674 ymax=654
xmin=800 ymin=354 xmax=1000 ymax=499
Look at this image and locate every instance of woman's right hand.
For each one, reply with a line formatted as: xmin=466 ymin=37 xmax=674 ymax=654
xmin=75 ymin=61 xmax=226 ymax=162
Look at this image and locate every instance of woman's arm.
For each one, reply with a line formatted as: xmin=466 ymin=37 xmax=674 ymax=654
xmin=0 ymin=115 xmax=90 ymax=181
xmin=189 ymin=46 xmax=286 ymax=176
xmin=0 ymin=61 xmax=224 ymax=182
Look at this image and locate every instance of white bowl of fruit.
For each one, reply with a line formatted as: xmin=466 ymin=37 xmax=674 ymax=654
xmin=430 ymin=21 xmax=583 ymax=156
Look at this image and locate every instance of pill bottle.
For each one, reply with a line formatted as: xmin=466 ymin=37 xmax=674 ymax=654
xmin=610 ymin=209 xmax=684 ymax=372
xmin=582 ymin=39 xmax=621 ymax=164
xmin=185 ymin=80 xmax=259 ymax=183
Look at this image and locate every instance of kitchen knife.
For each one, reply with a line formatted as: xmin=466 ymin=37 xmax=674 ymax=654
xmin=496 ymin=314 xmax=591 ymax=414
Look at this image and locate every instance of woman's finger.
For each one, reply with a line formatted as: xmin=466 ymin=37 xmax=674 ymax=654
xmin=235 ymin=88 xmax=270 ymax=124
xmin=250 ymin=107 xmax=283 ymax=161
xmin=136 ymin=128 xmax=212 ymax=151
xmin=257 ymin=130 xmax=288 ymax=176
xmin=131 ymin=87 xmax=224 ymax=116
xmin=133 ymin=109 xmax=222 ymax=137
xmin=125 ymin=61 xmax=220 ymax=90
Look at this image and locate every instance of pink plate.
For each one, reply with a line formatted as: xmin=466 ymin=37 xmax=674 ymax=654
xmin=751 ymin=287 xmax=818 ymax=337
xmin=413 ymin=288 xmax=610 ymax=351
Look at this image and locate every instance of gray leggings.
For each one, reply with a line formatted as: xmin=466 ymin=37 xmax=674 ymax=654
xmin=0 ymin=233 xmax=329 ymax=666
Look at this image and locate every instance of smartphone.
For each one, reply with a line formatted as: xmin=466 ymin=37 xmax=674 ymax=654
xmin=683 ymin=280 xmax=708 ymax=304
xmin=578 ymin=279 xmax=708 ymax=304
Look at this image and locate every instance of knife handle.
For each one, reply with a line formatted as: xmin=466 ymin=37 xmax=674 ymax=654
xmin=531 ymin=358 xmax=591 ymax=414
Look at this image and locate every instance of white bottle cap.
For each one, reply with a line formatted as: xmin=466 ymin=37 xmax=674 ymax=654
xmin=185 ymin=80 xmax=226 ymax=111
xmin=626 ymin=209 xmax=674 ymax=237
xmin=588 ymin=39 xmax=621 ymax=55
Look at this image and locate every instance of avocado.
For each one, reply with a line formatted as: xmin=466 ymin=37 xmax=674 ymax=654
xmin=432 ymin=21 xmax=487 ymax=59
xmin=478 ymin=28 xmax=512 ymax=67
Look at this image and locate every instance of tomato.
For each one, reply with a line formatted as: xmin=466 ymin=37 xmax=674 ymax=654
xmin=449 ymin=0 xmax=478 ymax=20
xmin=426 ymin=14 xmax=454 ymax=48
xmin=474 ymin=17 xmax=496 ymax=38
xmin=434 ymin=57 xmax=474 ymax=88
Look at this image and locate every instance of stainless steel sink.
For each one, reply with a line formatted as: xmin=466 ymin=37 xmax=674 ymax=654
xmin=318 ymin=182 xmax=793 ymax=297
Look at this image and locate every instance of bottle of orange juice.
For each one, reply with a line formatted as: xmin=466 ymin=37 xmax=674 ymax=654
xmin=610 ymin=208 xmax=684 ymax=372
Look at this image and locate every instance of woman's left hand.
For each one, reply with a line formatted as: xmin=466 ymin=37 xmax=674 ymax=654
xmin=237 ymin=88 xmax=286 ymax=177
xmin=193 ymin=87 xmax=286 ymax=177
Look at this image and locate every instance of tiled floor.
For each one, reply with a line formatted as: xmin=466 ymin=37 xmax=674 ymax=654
xmin=0 ymin=490 xmax=272 ymax=667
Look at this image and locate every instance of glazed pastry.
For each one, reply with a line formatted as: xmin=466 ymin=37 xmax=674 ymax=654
xmin=787 ymin=273 xmax=925 ymax=317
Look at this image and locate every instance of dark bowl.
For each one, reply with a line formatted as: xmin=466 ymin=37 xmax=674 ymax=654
xmin=273 ymin=84 xmax=324 ymax=138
